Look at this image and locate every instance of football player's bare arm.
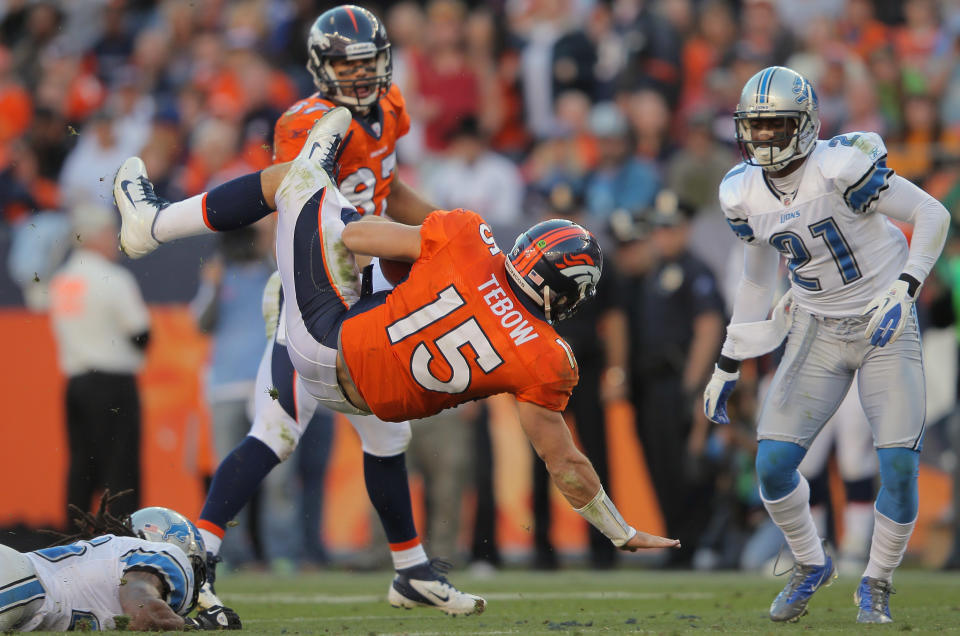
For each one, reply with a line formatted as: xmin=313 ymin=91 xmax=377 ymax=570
xmin=516 ymin=400 xmax=681 ymax=551
xmin=385 ymin=176 xmax=436 ymax=226
xmin=118 ymin=570 xmax=185 ymax=632
xmin=342 ymin=214 xmax=422 ymax=262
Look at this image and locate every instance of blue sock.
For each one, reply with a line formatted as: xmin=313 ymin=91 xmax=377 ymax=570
xmin=363 ymin=452 xmax=417 ymax=544
xmin=876 ymin=447 xmax=920 ymax=523
xmin=204 ymin=172 xmax=273 ymax=231
xmin=755 ymin=439 xmax=807 ymax=500
xmin=200 ymin=436 xmax=281 ymax=529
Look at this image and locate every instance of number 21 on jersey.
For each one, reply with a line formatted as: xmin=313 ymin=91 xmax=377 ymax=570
xmin=770 ymin=217 xmax=862 ymax=290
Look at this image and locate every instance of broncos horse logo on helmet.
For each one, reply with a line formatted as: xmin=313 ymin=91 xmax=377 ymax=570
xmin=734 ymin=66 xmax=820 ymax=172
xmin=505 ymin=219 xmax=602 ymax=324
xmin=306 ymin=5 xmax=392 ymax=111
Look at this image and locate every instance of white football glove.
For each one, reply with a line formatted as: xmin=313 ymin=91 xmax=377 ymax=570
xmin=703 ymin=365 xmax=740 ymax=425
xmin=861 ymin=279 xmax=914 ymax=347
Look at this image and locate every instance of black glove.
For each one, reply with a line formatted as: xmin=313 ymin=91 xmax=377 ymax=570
xmin=185 ymin=606 xmax=242 ymax=630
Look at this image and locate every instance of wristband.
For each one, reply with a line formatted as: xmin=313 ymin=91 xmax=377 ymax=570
xmin=574 ymin=487 xmax=637 ymax=547
xmin=717 ymin=354 xmax=740 ymax=374
xmin=897 ymin=273 xmax=921 ymax=298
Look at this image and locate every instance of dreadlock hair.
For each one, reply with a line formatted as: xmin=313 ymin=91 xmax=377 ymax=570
xmin=42 ymin=489 xmax=138 ymax=546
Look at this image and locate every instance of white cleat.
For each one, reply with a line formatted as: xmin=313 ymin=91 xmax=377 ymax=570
xmin=387 ymin=559 xmax=486 ymax=617
xmin=298 ymin=106 xmax=352 ymax=175
xmin=276 ymin=106 xmax=352 ymax=213
xmin=113 ymin=157 xmax=168 ymax=258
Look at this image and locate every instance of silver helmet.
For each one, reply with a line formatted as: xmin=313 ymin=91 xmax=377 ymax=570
xmin=129 ymin=507 xmax=206 ymax=614
xmin=734 ymin=66 xmax=820 ymax=172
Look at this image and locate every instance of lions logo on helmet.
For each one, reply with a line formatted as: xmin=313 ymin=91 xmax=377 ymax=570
xmin=734 ymin=66 xmax=820 ymax=172
xmin=306 ymin=5 xmax=392 ymax=111
xmin=130 ymin=507 xmax=207 ymax=614
xmin=505 ymin=219 xmax=602 ymax=324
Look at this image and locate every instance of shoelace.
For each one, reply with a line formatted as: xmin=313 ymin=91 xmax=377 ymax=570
xmin=780 ymin=563 xmax=818 ymax=597
xmin=319 ymin=133 xmax=344 ymax=176
xmin=864 ymin=579 xmax=895 ymax=614
xmin=425 ymin=558 xmax=456 ymax=586
xmin=137 ymin=175 xmax=170 ymax=210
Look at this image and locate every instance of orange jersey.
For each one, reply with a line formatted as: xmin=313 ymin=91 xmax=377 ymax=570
xmin=273 ymin=85 xmax=410 ymax=216
xmin=340 ymin=210 xmax=579 ymax=422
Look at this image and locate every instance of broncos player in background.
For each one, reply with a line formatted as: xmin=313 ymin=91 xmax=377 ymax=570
xmin=113 ymin=108 xmax=680 ymax=575
xmin=702 ymin=66 xmax=949 ymax=624
xmin=0 ymin=494 xmax=240 ymax=632
xmin=115 ymin=4 xmax=483 ymax=616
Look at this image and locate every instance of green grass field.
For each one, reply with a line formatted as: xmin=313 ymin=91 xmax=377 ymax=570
xmin=204 ymin=568 xmax=960 ymax=635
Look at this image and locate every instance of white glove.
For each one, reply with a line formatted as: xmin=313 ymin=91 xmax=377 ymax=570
xmin=703 ymin=365 xmax=740 ymax=425
xmin=861 ymin=279 xmax=914 ymax=347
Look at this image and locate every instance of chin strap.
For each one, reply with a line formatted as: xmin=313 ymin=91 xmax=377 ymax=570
xmin=543 ymin=285 xmax=551 ymax=323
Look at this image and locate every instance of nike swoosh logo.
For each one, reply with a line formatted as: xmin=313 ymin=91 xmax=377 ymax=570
xmin=427 ymin=589 xmax=450 ymax=603
xmin=120 ymin=180 xmax=136 ymax=205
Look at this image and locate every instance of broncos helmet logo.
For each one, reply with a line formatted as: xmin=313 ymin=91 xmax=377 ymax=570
xmin=556 ymin=253 xmax=597 ymax=269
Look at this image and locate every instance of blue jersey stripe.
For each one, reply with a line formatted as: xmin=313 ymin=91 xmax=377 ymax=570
xmin=0 ymin=577 xmax=44 ymax=614
xmin=121 ymin=549 xmax=190 ymax=614
xmin=845 ymin=156 xmax=893 ymax=214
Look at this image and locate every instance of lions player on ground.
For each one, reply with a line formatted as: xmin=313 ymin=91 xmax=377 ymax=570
xmin=0 ymin=506 xmax=240 ymax=631
xmin=702 ymin=66 xmax=949 ymax=624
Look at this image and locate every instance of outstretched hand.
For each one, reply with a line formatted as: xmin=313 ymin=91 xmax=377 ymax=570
xmin=618 ymin=530 xmax=681 ymax=552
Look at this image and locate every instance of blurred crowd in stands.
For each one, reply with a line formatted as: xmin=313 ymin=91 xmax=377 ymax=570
xmin=5 ymin=0 xmax=960 ymax=573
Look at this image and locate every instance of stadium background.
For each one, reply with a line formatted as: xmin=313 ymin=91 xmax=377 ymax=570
xmin=0 ymin=0 xmax=957 ymax=566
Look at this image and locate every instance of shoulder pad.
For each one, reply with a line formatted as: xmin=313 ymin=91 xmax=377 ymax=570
xmin=719 ymin=163 xmax=756 ymax=244
xmin=814 ymin=132 xmax=893 ymax=214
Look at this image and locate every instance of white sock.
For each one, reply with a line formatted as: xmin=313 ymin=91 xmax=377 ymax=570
xmin=153 ymin=193 xmax=214 ymax=242
xmin=391 ymin=544 xmax=428 ymax=571
xmin=840 ymin=503 xmax=875 ymax=561
xmin=862 ymin=508 xmax=915 ymax=582
xmin=762 ymin=474 xmax=825 ymax=566
xmin=810 ymin=505 xmax=828 ymax=538
xmin=198 ymin=529 xmax=222 ymax=556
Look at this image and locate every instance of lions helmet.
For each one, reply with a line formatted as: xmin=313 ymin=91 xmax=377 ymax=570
xmin=307 ymin=5 xmax=392 ymax=110
xmin=734 ymin=66 xmax=820 ymax=172
xmin=129 ymin=507 xmax=206 ymax=614
xmin=505 ymin=219 xmax=602 ymax=323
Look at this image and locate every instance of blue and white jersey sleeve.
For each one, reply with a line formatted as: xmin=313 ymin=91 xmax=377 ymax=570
xmin=819 ymin=131 xmax=894 ymax=215
xmin=119 ymin=540 xmax=195 ymax=615
xmin=718 ymin=163 xmax=756 ymax=244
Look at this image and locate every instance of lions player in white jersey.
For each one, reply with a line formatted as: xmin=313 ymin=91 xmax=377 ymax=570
xmin=0 ymin=507 xmax=239 ymax=632
xmin=702 ymin=66 xmax=949 ymax=624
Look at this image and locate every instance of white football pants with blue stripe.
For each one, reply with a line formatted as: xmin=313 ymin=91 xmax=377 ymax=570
xmin=758 ymin=309 xmax=925 ymax=450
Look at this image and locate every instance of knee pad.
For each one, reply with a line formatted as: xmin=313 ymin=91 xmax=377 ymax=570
xmin=876 ymin=447 xmax=919 ymax=523
xmin=756 ymin=439 xmax=807 ymax=500
xmin=249 ymin=397 xmax=305 ymax=461
xmin=347 ymin=413 xmax=411 ymax=457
